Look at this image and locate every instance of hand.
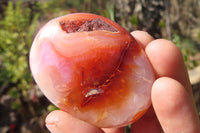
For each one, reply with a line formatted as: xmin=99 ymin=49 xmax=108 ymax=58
xmin=45 ymin=31 xmax=200 ymax=133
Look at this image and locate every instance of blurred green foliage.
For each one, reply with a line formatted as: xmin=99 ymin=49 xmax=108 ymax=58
xmin=105 ymin=2 xmax=115 ymax=21
xmin=47 ymin=104 xmax=59 ymax=112
xmin=36 ymin=0 xmax=109 ymax=19
xmin=158 ymin=20 xmax=166 ymax=28
xmin=130 ymin=15 xmax=138 ymax=29
xmin=0 ymin=0 xmax=39 ymax=109
xmin=173 ymin=32 xmax=199 ymax=69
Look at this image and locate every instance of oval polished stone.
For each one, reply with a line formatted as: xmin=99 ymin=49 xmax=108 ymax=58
xmin=29 ymin=13 xmax=155 ymax=128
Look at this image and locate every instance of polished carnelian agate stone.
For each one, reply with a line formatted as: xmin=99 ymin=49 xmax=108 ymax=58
xmin=29 ymin=13 xmax=155 ymax=128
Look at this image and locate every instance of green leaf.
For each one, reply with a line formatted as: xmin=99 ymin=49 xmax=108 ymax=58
xmin=47 ymin=104 xmax=59 ymax=112
xmin=106 ymin=3 xmax=115 ymax=21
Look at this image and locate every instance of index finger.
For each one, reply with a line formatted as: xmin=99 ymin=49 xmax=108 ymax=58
xmin=131 ymin=31 xmax=191 ymax=92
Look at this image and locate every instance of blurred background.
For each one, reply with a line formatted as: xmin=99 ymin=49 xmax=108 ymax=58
xmin=0 ymin=0 xmax=200 ymax=132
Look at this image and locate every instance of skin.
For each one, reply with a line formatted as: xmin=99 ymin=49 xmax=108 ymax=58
xmin=45 ymin=31 xmax=200 ymax=133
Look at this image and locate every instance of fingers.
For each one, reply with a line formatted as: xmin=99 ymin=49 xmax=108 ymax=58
xmin=45 ymin=110 xmax=104 ymax=133
xmin=131 ymin=31 xmax=190 ymax=91
xmin=45 ymin=110 xmax=125 ymax=133
xmin=145 ymin=39 xmax=191 ymax=93
xmin=145 ymin=39 xmax=199 ymax=132
xmin=131 ymin=31 xmax=200 ymax=132
xmin=152 ymin=77 xmax=200 ymax=133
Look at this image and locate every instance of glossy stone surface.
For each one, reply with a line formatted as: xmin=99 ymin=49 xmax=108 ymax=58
xmin=29 ymin=13 xmax=155 ymax=128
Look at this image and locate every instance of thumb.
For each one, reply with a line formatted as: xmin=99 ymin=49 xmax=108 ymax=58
xmin=152 ymin=77 xmax=200 ymax=133
xmin=45 ymin=110 xmax=104 ymax=133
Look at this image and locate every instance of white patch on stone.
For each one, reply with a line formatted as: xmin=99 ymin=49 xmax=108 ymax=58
xmin=85 ymin=88 xmax=104 ymax=98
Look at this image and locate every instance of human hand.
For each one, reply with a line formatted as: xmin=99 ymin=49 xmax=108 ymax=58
xmin=45 ymin=31 xmax=200 ymax=133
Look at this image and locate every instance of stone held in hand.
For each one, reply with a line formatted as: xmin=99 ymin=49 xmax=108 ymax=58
xmin=29 ymin=13 xmax=155 ymax=128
